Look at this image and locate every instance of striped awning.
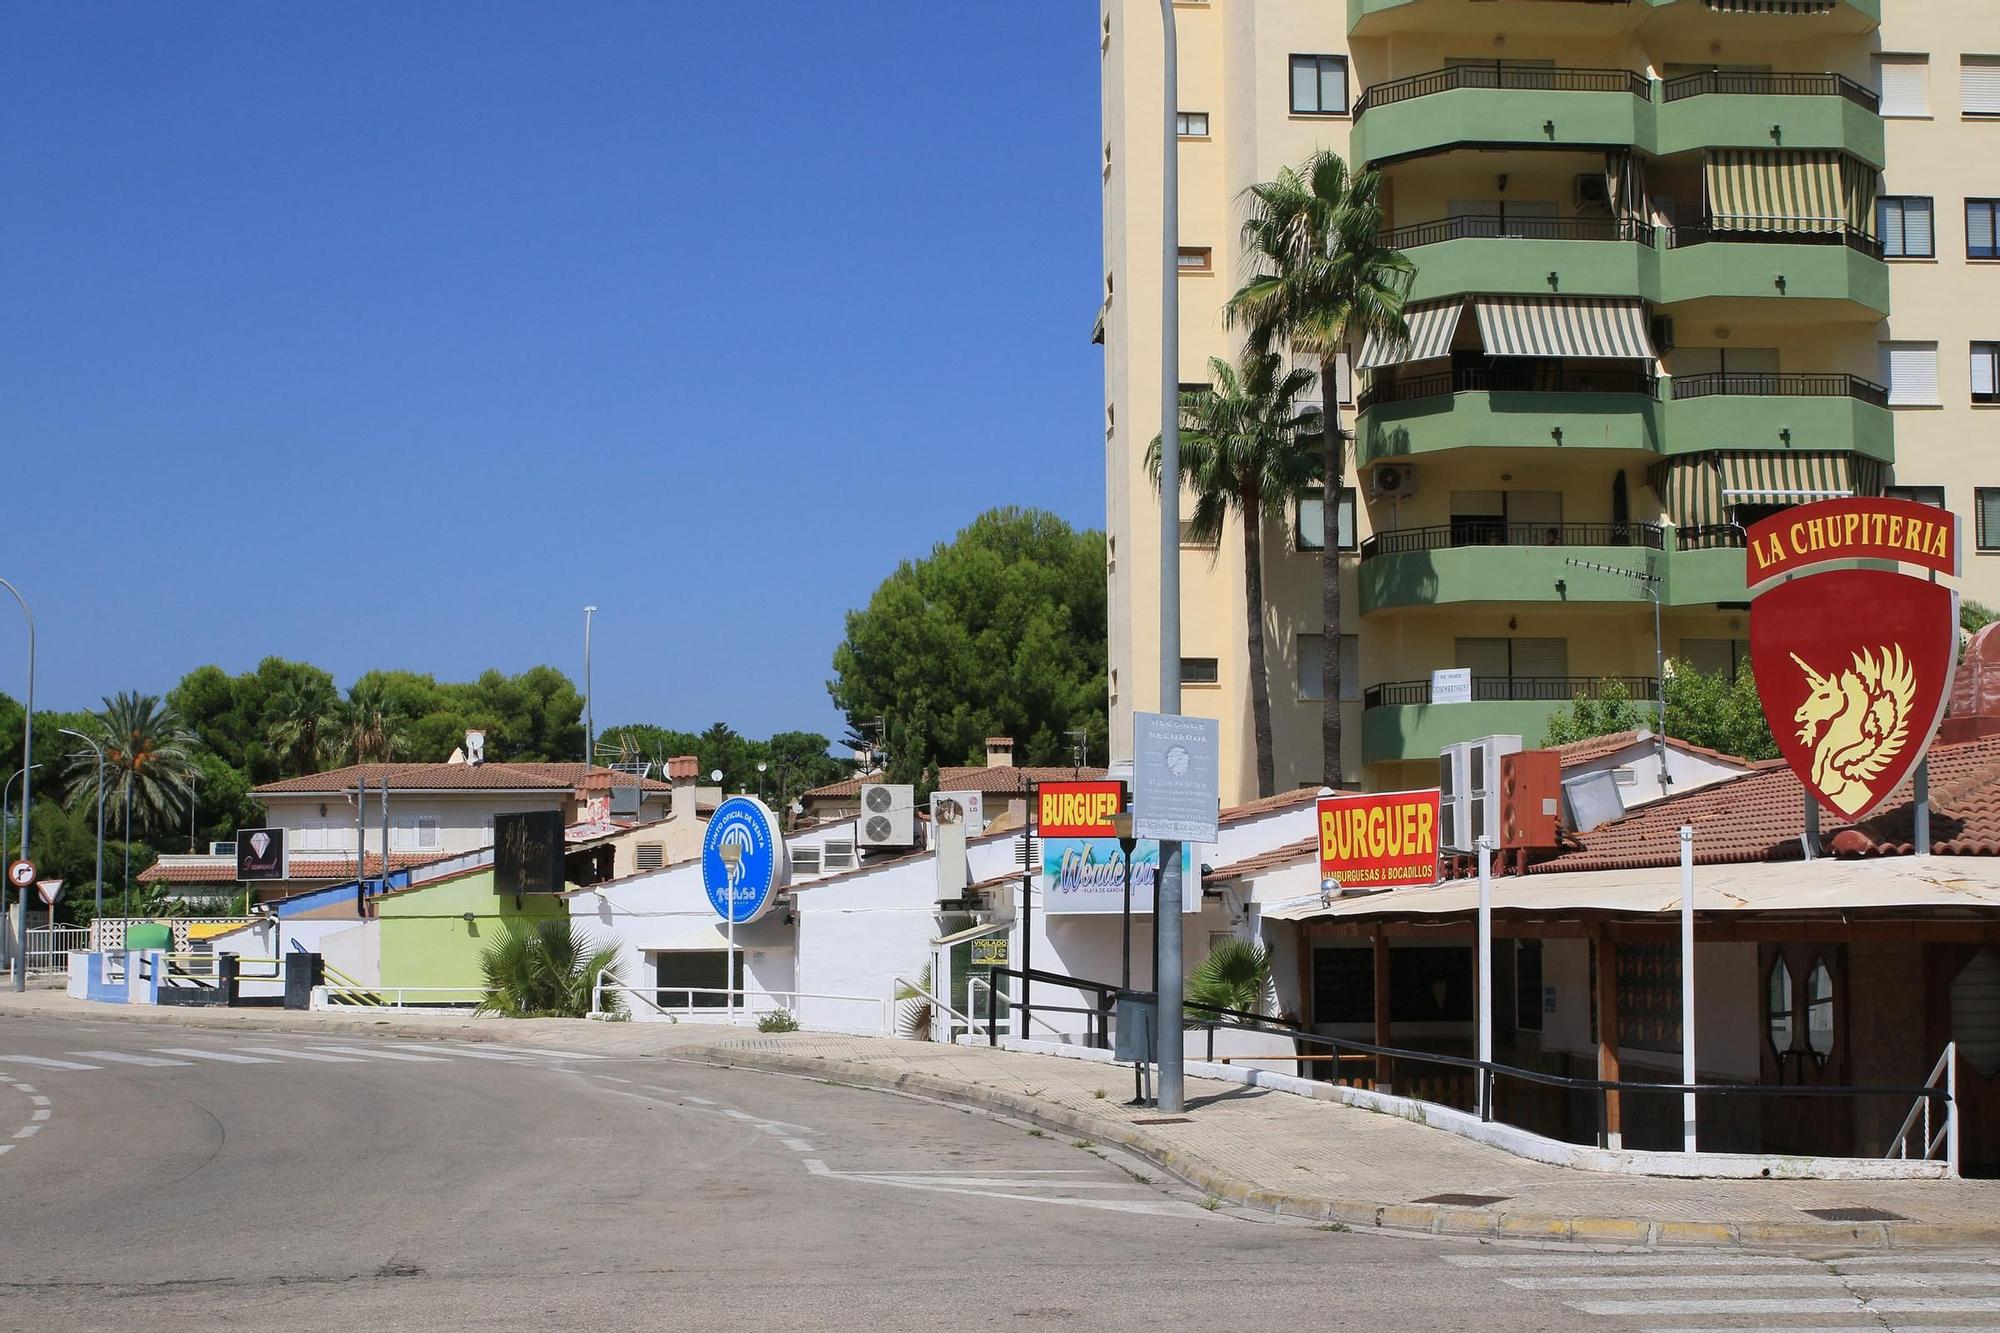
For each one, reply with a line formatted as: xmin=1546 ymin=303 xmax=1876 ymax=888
xmin=1704 ymin=150 xmax=1845 ymax=234
xmin=1842 ymin=156 xmax=1879 ymax=236
xmin=1648 ymin=457 xmax=1724 ymax=529
xmin=1704 ymin=0 xmax=1836 ymax=11
xmin=1356 ymin=300 xmax=1463 ymax=370
xmin=1716 ymin=451 xmax=1876 ymax=502
xmin=1471 ymin=296 xmax=1656 ymax=360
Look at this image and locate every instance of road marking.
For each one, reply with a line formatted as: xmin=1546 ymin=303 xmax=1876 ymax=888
xmin=418 ymin=1046 xmax=528 ymax=1062
xmin=681 ymin=1095 xmax=715 ymax=1105
xmin=13 ymin=1125 xmax=37 ymax=1139
xmin=431 ymin=1042 xmax=604 ymax=1059
xmin=152 ymin=1048 xmax=280 ymax=1064
xmin=1445 ymin=1254 xmax=1816 ymax=1270
xmin=780 ymin=1138 xmax=813 ymax=1151
xmin=1514 ymin=1273 xmax=2000 ymax=1292
xmin=1642 ymin=1326 xmax=2000 ymax=1333
xmin=30 ymin=1110 xmax=48 ymax=1122
xmin=306 ymin=1045 xmax=450 ymax=1063
xmin=0 ymin=1056 xmax=99 ymax=1071
xmin=235 ymin=1046 xmax=366 ymax=1063
xmin=29 ymin=1095 xmax=48 ymax=1107
xmin=70 ymin=1051 xmax=193 ymax=1067
xmin=800 ymin=1159 xmax=1194 ymax=1217
xmin=1575 ymin=1296 xmax=2000 ymax=1317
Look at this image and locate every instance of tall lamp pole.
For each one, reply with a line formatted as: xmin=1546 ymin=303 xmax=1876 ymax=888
xmin=1564 ymin=557 xmax=1670 ymax=795
xmin=186 ymin=768 xmax=203 ymax=853
xmin=0 ymin=577 xmax=33 ymax=993
xmin=583 ymin=605 xmax=599 ymax=766
xmin=2 ymin=764 xmax=35 ymax=992
xmin=1153 ymin=0 xmax=1187 ymax=1115
xmin=60 ymin=729 xmax=106 ymax=922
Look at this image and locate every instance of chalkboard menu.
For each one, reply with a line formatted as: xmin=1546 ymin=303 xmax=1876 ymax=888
xmin=1616 ymin=943 xmax=1682 ymax=1053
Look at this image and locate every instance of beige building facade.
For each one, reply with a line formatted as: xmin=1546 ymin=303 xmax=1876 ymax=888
xmin=1100 ymin=0 xmax=2000 ymax=805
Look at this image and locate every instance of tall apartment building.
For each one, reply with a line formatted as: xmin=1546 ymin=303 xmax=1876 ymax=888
xmin=1100 ymin=0 xmax=2000 ymax=805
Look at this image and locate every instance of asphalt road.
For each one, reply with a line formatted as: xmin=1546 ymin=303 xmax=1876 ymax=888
xmin=4 ymin=1016 xmax=1999 ymax=1332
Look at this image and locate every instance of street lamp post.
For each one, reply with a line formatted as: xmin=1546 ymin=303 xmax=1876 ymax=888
xmin=1564 ymin=557 xmax=1669 ymax=795
xmin=186 ymin=769 xmax=203 ymax=853
xmin=3 ymin=763 xmax=38 ymax=989
xmin=756 ymin=760 xmax=768 ymax=803
xmin=0 ymin=576 xmax=33 ymax=994
xmin=123 ymin=779 xmax=133 ymax=919
xmin=60 ymin=729 xmax=105 ymax=921
xmin=583 ymin=606 xmax=598 ymax=766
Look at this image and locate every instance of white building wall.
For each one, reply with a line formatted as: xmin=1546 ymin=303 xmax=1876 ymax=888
xmin=318 ymin=920 xmax=380 ymax=988
xmin=263 ymin=792 xmax=567 ymax=857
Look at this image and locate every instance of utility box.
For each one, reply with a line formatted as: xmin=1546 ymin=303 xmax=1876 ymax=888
xmin=1501 ymin=750 xmax=1563 ymax=850
xmin=1113 ymin=992 xmax=1156 ymax=1064
xmin=283 ymin=952 xmax=324 ymax=1011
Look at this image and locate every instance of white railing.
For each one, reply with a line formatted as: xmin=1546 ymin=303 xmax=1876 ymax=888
xmin=890 ymin=974 xmax=980 ymax=1043
xmin=1886 ymin=1042 xmax=1959 ymax=1175
xmin=589 ymin=972 xmax=893 ymax=1032
xmin=23 ymin=927 xmax=89 ymax=973
xmin=319 ymin=986 xmax=491 ymax=1010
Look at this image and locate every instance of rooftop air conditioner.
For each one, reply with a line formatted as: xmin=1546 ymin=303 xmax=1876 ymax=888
xmin=857 ymin=783 xmax=915 ymax=848
xmin=1369 ymin=463 xmax=1418 ymax=501
xmin=928 ymin=791 xmax=985 ymax=846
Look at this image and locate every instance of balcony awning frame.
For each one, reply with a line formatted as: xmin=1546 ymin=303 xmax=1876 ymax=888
xmin=1471 ymin=295 xmax=1657 ymax=360
xmin=1356 ymin=299 xmax=1464 ymax=370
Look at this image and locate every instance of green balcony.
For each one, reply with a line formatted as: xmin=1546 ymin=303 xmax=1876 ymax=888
xmin=1665 ymin=540 xmax=1752 ymax=606
xmin=1655 ymin=71 xmax=1884 ymax=165
xmin=1350 ymin=67 xmax=1653 ymax=165
xmin=1394 ymin=216 xmax=1655 ymax=304
xmin=1360 ymin=676 xmax=1659 ymax=765
xmin=1662 ymin=373 xmax=1892 ymax=460
xmin=1655 ymin=226 xmax=1888 ymax=315
xmin=1359 ymin=525 xmax=1665 ymax=614
xmin=1357 ymin=366 xmax=1660 ymax=465
xmin=1349 ymin=0 xmax=1879 ymax=38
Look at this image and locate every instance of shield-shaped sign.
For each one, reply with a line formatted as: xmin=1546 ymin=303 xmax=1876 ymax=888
xmin=1749 ymin=568 xmax=1958 ymax=821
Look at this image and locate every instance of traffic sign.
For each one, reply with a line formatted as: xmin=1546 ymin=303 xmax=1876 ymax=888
xmin=6 ymin=860 xmax=34 ymax=891
xmin=36 ymin=879 xmax=63 ymax=905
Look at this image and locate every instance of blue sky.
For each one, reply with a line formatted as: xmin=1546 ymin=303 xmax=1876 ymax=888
xmin=0 ymin=3 xmax=1105 ymax=743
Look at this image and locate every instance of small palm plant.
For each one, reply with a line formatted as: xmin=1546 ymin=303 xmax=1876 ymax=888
xmin=477 ymin=918 xmax=624 ymax=1018
xmin=894 ymin=961 xmax=934 ymax=1040
xmin=1185 ymin=939 xmax=1272 ymax=1021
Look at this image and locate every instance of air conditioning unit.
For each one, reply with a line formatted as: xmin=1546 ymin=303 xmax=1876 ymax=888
xmin=929 ymin=791 xmax=985 ymax=845
xmin=1368 ymin=462 xmax=1418 ymax=501
xmin=1574 ymin=173 xmax=1611 ymax=214
xmin=1437 ymin=734 xmax=1523 ymax=854
xmin=857 ymin=783 xmax=915 ymax=848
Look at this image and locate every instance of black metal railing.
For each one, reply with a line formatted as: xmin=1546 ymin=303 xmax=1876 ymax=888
xmin=1676 ymin=523 xmax=1749 ymax=551
xmin=1364 ymin=675 xmax=1659 ymax=708
xmin=1357 ymin=365 xmax=1657 ymax=412
xmin=1667 ymin=220 xmax=1885 ymax=260
xmin=1670 ymin=371 xmax=1889 ymax=406
xmin=1661 ymin=69 xmax=1880 ymax=111
xmin=1354 ymin=64 xmax=1652 ymax=116
xmin=1381 ymin=214 xmax=1652 ymax=250
xmin=1360 ymin=521 xmax=1664 ymax=560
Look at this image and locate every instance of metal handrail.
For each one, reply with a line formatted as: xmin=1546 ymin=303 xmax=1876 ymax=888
xmin=1661 ymin=69 xmax=1879 ymax=111
xmin=1670 ymin=370 xmax=1888 ymax=406
xmin=1676 ymin=523 xmax=1749 ymax=551
xmin=1380 ymin=214 xmax=1652 ymax=250
xmin=1358 ymin=365 xmax=1657 ymax=412
xmin=1886 ymin=1042 xmax=1957 ymax=1167
xmin=1667 ymin=219 xmax=1885 ymax=260
xmin=1364 ymin=676 xmax=1660 ymax=708
xmin=1356 ymin=64 xmax=1651 ymax=116
xmin=1361 ymin=521 xmax=1663 ymax=559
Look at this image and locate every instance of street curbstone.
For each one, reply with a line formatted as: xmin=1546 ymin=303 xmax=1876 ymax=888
xmin=1568 ymin=1216 xmax=1650 ymax=1245
xmin=1497 ymin=1213 xmax=1572 ymax=1240
xmin=1435 ymin=1209 xmax=1499 ymax=1236
xmin=1655 ymin=1220 xmax=1738 ymax=1247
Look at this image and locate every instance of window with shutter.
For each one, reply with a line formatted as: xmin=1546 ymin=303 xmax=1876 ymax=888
xmin=1877 ymin=197 xmax=1935 ymax=258
xmin=1978 ymin=489 xmax=2000 ymax=551
xmin=1294 ymin=488 xmax=1356 ymax=552
xmin=1883 ymin=342 xmax=1940 ymax=406
xmin=1289 ymin=54 xmax=1348 ymax=114
xmin=1974 ymin=343 xmax=2000 ymax=404
xmin=1875 ymin=55 xmax=1930 ymax=118
xmin=1963 ymin=57 xmax=2000 ymax=117
xmin=1970 ymin=200 xmax=2000 ymax=259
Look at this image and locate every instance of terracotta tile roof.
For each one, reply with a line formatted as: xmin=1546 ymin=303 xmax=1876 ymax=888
xmin=1207 ymin=836 xmax=1318 ymax=883
xmin=804 ymin=766 xmax=1111 ymax=801
xmin=140 ymin=851 xmax=439 ymax=885
xmin=254 ymin=762 xmax=671 ymax=796
xmin=1553 ymin=729 xmax=1763 ymax=771
xmin=1220 ymin=786 xmax=1333 ymax=824
xmin=1533 ymin=734 xmax=2000 ymax=873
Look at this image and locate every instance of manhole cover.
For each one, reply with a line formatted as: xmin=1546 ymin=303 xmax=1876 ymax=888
xmin=1802 ymin=1206 xmax=1907 ymax=1222
xmin=1414 ymin=1192 xmax=1513 ymax=1207
xmin=1130 ymin=1116 xmax=1193 ymax=1124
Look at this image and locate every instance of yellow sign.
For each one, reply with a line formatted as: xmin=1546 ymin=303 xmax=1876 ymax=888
xmin=970 ymin=937 xmax=1009 ymax=968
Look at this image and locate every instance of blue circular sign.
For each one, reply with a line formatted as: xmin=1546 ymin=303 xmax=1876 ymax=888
xmin=701 ymin=795 xmax=783 ymax=925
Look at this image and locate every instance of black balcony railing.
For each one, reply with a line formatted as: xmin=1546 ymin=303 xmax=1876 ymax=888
xmin=1353 ymin=64 xmax=1651 ymax=116
xmin=1670 ymin=371 xmax=1889 ymax=407
xmin=1661 ymin=69 xmax=1880 ymax=111
xmin=1676 ymin=523 xmax=1749 ymax=551
xmin=1381 ymin=214 xmax=1653 ymax=249
xmin=1364 ymin=676 xmax=1659 ymax=708
xmin=1357 ymin=365 xmax=1658 ymax=412
xmin=1667 ymin=220 xmax=1885 ymax=261
xmin=1360 ymin=521 xmax=1664 ymax=559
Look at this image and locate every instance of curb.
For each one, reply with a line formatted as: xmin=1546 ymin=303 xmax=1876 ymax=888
xmin=689 ymin=1043 xmax=2000 ymax=1253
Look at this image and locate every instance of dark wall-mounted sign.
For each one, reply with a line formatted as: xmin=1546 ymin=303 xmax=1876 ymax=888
xmin=236 ymin=828 xmax=289 ymax=881
xmin=494 ymin=810 xmax=566 ymax=896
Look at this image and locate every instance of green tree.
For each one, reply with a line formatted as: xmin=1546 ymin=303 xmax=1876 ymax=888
xmin=1542 ymin=666 xmax=1779 ymax=761
xmin=338 ymin=677 xmax=408 ymax=763
xmin=476 ymin=919 xmax=624 ymax=1018
xmin=264 ymin=674 xmax=343 ymax=776
xmin=1186 ymin=939 xmax=1272 ymax=1018
xmin=66 ymin=692 xmax=200 ymax=839
xmin=1150 ymin=351 xmax=1322 ymax=797
xmin=828 ymin=508 xmax=1108 ymax=782
xmin=1964 ymin=600 xmax=1997 ymax=634
xmin=1226 ymin=151 xmax=1412 ymax=784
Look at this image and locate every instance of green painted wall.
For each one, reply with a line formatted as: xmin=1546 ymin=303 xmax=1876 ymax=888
xmin=1655 ymin=239 xmax=1887 ymax=315
xmin=1362 ymin=699 xmax=1571 ymax=767
xmin=376 ymin=868 xmax=571 ymax=1001
xmin=1360 ymin=543 xmax=1659 ymax=614
xmin=1360 ymin=387 xmax=1661 ymax=464
xmin=1661 ymin=392 xmax=1892 ymax=461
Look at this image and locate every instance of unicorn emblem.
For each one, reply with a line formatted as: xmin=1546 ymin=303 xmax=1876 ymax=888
xmin=1789 ymin=644 xmax=1917 ymax=816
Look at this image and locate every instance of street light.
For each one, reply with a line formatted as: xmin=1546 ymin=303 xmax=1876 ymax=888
xmin=186 ymin=768 xmax=203 ymax=853
xmin=0 ymin=576 xmax=33 ymax=994
xmin=583 ymin=606 xmax=598 ymax=766
xmin=59 ymin=729 xmax=105 ymax=922
xmin=1109 ymin=811 xmax=1136 ymax=993
xmin=718 ymin=838 xmax=741 ymax=1025
xmin=756 ymin=760 xmax=768 ymax=803
xmin=1564 ymin=556 xmax=1670 ymax=795
xmin=2 ymin=764 xmax=38 ymax=987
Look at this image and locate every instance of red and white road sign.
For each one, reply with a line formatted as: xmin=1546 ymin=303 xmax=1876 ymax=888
xmin=5 ymin=859 xmax=35 ymax=891
xmin=36 ymin=879 xmax=63 ymax=905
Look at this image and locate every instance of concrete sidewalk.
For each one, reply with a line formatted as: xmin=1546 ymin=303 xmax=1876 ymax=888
xmin=6 ymin=989 xmax=1994 ymax=1250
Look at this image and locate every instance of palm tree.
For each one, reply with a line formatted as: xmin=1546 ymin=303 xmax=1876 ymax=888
xmin=1186 ymin=939 xmax=1272 ymax=1019
xmin=476 ymin=918 xmax=625 ymax=1018
xmin=64 ymin=692 xmax=198 ymax=837
xmin=338 ymin=680 xmax=405 ymax=764
xmin=1149 ymin=352 xmax=1321 ymax=797
xmin=1226 ymin=151 xmax=1412 ymax=784
xmin=266 ymin=675 xmax=342 ymax=775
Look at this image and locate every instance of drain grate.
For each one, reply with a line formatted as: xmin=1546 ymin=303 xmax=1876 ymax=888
xmin=1415 ymin=1192 xmax=1513 ymax=1207
xmin=1130 ymin=1116 xmax=1193 ymax=1125
xmin=1802 ymin=1205 xmax=1908 ymax=1223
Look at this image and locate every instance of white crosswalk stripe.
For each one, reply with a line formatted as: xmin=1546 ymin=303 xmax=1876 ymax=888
xmin=1444 ymin=1248 xmax=2000 ymax=1331
xmin=234 ymin=1046 xmax=367 ymax=1063
xmin=304 ymin=1045 xmax=448 ymax=1062
xmin=69 ymin=1051 xmax=193 ymax=1067
xmin=0 ymin=1040 xmax=601 ymax=1076
xmin=0 ymin=1056 xmax=102 ymax=1070
xmin=151 ymin=1048 xmax=280 ymax=1064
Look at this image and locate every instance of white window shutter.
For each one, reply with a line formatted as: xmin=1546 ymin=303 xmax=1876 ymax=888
xmin=1875 ymin=55 xmax=1930 ymax=117
xmin=1884 ymin=342 xmax=1940 ymax=405
xmin=1963 ymin=57 xmax=2000 ymax=116
xmin=1974 ymin=346 xmax=1998 ymax=398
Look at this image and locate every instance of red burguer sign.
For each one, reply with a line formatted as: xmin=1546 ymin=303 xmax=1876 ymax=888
xmin=1035 ymin=781 xmax=1125 ymax=838
xmin=1746 ymin=499 xmax=1959 ymax=821
xmin=1316 ymin=789 xmax=1441 ymax=890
